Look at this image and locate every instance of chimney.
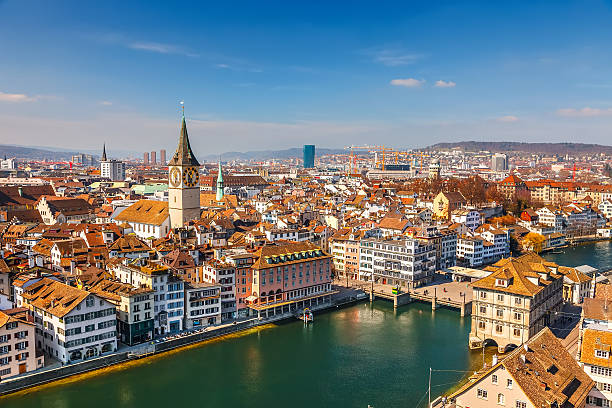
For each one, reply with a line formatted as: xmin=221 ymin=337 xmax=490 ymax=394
xmin=492 ymin=354 xmax=498 ymax=366
xmin=17 ymin=186 xmax=23 ymax=197
xmin=523 ymin=344 xmax=529 ymax=352
xmin=520 ymin=354 xmax=526 ymax=364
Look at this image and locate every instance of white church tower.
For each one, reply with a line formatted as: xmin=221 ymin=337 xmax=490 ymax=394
xmin=168 ymin=110 xmax=201 ymax=228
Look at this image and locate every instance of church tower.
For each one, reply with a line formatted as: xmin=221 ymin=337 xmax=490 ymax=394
xmin=216 ymin=161 xmax=224 ymax=202
xmin=168 ymin=111 xmax=201 ymax=228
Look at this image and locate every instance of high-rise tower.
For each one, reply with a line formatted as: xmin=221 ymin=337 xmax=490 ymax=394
xmin=168 ymin=111 xmax=201 ymax=228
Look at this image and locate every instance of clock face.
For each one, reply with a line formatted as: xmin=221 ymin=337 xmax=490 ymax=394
xmin=169 ymin=167 xmax=181 ymax=187
xmin=182 ymin=167 xmax=200 ymax=187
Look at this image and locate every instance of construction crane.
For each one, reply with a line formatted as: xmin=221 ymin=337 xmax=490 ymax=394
xmin=344 ymin=145 xmax=393 ymax=174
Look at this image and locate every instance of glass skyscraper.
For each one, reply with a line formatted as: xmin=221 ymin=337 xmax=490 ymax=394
xmin=303 ymin=144 xmax=315 ymax=168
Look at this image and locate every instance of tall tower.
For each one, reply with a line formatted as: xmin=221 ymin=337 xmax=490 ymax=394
xmin=216 ymin=161 xmax=224 ymax=202
xmin=168 ymin=111 xmax=201 ymax=228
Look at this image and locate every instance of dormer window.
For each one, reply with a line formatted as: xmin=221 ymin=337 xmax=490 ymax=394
xmin=495 ymin=279 xmax=509 ymax=288
xmin=595 ymin=349 xmax=609 ymax=359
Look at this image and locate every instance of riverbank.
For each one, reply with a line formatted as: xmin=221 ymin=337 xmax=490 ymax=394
xmin=0 ymin=288 xmax=367 ymax=397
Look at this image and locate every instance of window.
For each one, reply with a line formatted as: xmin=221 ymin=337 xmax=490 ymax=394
xmin=514 ymin=312 xmax=522 ymax=320
xmin=497 ymin=393 xmax=505 ymax=405
xmin=492 ymin=374 xmax=498 ymax=384
xmin=480 ymin=306 xmax=487 ymax=314
xmin=513 ymin=328 xmax=521 ymax=337
xmin=480 ymin=292 xmax=487 ymax=299
xmin=477 ymin=388 xmax=488 ymax=400
xmin=497 ymin=294 xmax=504 ymax=301
xmin=507 ymin=379 xmax=513 ymax=389
xmin=478 ymin=321 xmax=486 ymax=329
xmin=496 ymin=325 xmax=503 ymax=333
xmin=598 ymin=382 xmax=612 ymax=392
xmin=515 ymin=401 xmax=526 ymax=408
xmin=86 ymin=297 xmax=94 ymax=307
xmin=515 ymin=297 xmax=522 ymax=305
xmin=596 ymin=350 xmax=609 ymax=359
xmin=497 ymin=309 xmax=504 ymax=318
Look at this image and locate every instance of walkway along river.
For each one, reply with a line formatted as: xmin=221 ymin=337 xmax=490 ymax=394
xmin=1 ymin=301 xmax=484 ymax=408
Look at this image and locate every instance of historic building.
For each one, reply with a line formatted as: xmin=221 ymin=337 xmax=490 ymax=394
xmin=469 ymin=253 xmax=564 ymax=353
xmin=168 ymin=111 xmax=201 ymax=229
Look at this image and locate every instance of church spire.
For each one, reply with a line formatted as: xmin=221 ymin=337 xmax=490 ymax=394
xmin=168 ymin=108 xmax=200 ymax=167
xmin=101 ymin=143 xmax=107 ymax=161
xmin=216 ymin=159 xmax=224 ymax=202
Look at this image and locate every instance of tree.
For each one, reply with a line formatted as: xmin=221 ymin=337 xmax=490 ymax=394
xmin=523 ymin=232 xmax=546 ymax=253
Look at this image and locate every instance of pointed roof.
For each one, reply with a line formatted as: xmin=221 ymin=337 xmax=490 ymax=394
xmin=217 ymin=161 xmax=223 ymax=183
xmin=168 ymin=112 xmax=200 ymax=167
xmin=101 ymin=143 xmax=107 ymax=161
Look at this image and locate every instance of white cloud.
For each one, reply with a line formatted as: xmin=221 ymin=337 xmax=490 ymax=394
xmin=497 ymin=115 xmax=519 ymax=122
xmin=556 ymin=107 xmax=612 ymax=117
xmin=390 ymin=78 xmax=425 ymax=88
xmin=362 ymin=47 xmax=424 ymax=66
xmin=0 ymin=92 xmax=40 ymax=103
xmin=434 ymin=80 xmax=456 ymax=88
xmin=99 ymin=101 xmax=113 ymax=106
xmin=128 ymin=41 xmax=199 ymax=57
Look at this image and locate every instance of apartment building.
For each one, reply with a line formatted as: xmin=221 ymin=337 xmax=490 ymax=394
xmin=577 ymin=297 xmax=612 ymax=408
xmin=469 ymin=253 xmax=563 ymax=352
xmin=0 ymin=309 xmax=43 ymax=379
xmin=111 ymin=261 xmax=184 ymax=335
xmin=223 ymin=249 xmax=257 ymax=318
xmin=201 ymin=260 xmax=236 ymax=321
xmin=184 ymin=282 xmax=222 ymax=329
xmin=359 ymin=236 xmax=436 ymax=288
xmin=89 ymin=280 xmax=155 ymax=346
xmin=21 ymin=278 xmax=117 ymax=363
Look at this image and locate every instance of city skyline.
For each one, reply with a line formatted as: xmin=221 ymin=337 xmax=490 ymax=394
xmin=2 ymin=1 xmax=612 ymax=154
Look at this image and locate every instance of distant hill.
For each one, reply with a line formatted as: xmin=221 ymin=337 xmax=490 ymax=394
xmin=425 ymin=141 xmax=612 ymax=155
xmin=201 ymin=147 xmax=346 ymax=162
xmin=0 ymin=145 xmax=81 ymax=160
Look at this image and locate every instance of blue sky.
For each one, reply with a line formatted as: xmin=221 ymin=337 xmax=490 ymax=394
xmin=2 ymin=0 xmax=612 ymax=157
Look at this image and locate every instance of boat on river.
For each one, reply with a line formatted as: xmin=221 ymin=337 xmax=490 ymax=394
xmin=298 ymin=308 xmax=314 ymax=323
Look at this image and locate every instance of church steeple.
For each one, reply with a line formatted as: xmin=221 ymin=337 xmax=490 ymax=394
xmin=101 ymin=143 xmax=107 ymax=161
xmin=216 ymin=160 xmax=224 ymax=202
xmin=168 ymin=110 xmax=200 ymax=167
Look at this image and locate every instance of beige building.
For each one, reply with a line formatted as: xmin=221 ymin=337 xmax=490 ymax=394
xmin=433 ymin=191 xmax=466 ymax=220
xmin=469 ymin=252 xmax=564 ymax=352
xmin=0 ymin=309 xmax=43 ymax=379
xmin=168 ymin=112 xmax=201 ymax=229
xmin=448 ymin=327 xmax=594 ymax=408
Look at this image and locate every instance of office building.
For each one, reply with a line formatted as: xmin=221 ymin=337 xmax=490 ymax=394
xmin=303 ymin=145 xmax=315 ymax=168
xmin=491 ymin=153 xmax=508 ymax=172
xmin=143 ymin=152 xmax=149 ymax=165
xmin=150 ymin=151 xmax=157 ymax=165
xmin=160 ymin=149 xmax=166 ymax=165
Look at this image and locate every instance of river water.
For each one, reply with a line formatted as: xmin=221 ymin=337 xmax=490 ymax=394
xmin=542 ymin=240 xmax=612 ymax=271
xmin=1 ymin=302 xmax=483 ymax=408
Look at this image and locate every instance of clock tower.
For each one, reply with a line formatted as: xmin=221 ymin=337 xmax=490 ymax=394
xmin=168 ymin=111 xmax=201 ymax=228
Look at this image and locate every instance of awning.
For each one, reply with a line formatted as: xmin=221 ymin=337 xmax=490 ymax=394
xmin=245 ymin=295 xmax=258 ymax=302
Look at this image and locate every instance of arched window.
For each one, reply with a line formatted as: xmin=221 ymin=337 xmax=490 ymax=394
xmin=497 ymin=393 xmax=504 ymax=405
